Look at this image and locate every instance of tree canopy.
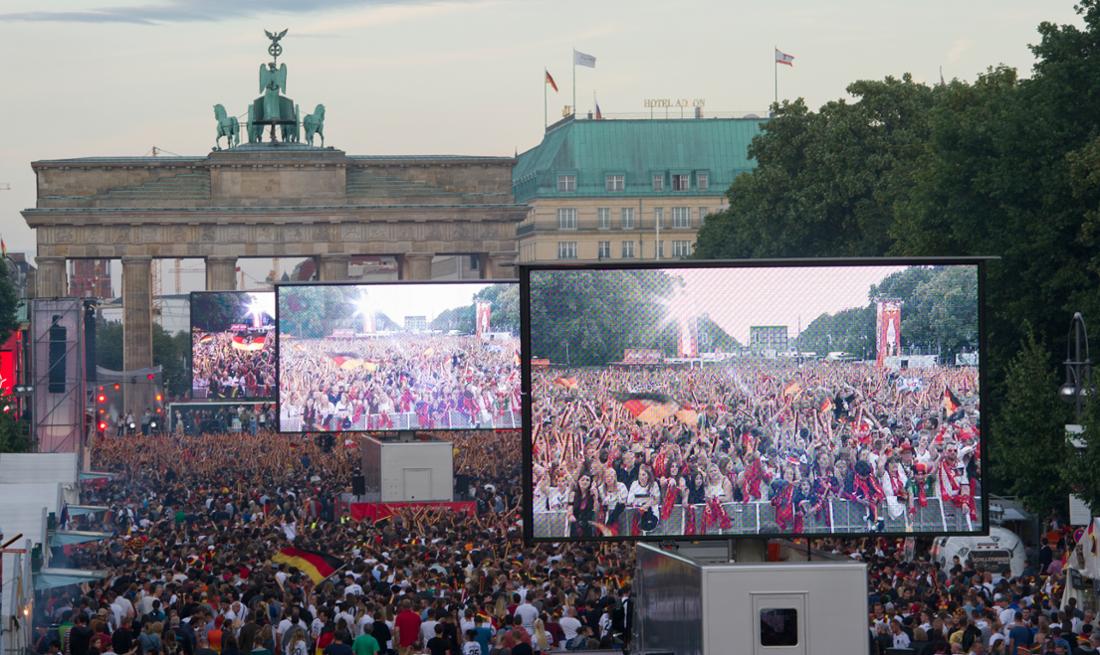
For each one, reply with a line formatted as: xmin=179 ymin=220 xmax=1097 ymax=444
xmin=695 ymin=0 xmax=1100 ymax=511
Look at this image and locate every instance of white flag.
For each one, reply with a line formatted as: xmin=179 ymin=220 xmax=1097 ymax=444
xmin=775 ymin=48 xmax=795 ymax=67
xmin=574 ymin=49 xmax=596 ymax=68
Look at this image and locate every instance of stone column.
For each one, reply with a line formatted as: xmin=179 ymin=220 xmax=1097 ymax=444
xmin=484 ymin=251 xmax=517 ymax=280
xmin=401 ymin=252 xmax=433 ymax=280
xmin=121 ymin=257 xmax=154 ymax=416
xmin=205 ymin=256 xmax=237 ymax=291
xmin=318 ymin=254 xmax=351 ymax=281
xmin=35 ymin=256 xmax=67 ymax=297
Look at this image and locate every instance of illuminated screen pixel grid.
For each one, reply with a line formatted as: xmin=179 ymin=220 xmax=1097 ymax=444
xmin=525 ymin=263 xmax=982 ymax=540
xmin=190 ymin=291 xmax=276 ymax=402
xmin=277 ymin=282 xmax=521 ymax=433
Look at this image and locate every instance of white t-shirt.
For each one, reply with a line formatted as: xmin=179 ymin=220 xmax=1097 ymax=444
xmin=420 ymin=620 xmax=439 ymax=645
xmin=462 ymin=643 xmax=481 ymax=655
xmin=559 ymin=616 xmax=582 ymax=643
xmin=892 ymin=631 xmax=911 ymax=648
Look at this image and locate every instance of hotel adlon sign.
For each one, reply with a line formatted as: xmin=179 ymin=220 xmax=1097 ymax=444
xmin=643 ymin=98 xmax=706 ymax=108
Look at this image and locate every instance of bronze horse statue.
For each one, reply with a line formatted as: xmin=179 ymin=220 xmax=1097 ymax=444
xmin=213 ymin=104 xmax=240 ymax=149
xmin=304 ymin=104 xmax=325 ymax=147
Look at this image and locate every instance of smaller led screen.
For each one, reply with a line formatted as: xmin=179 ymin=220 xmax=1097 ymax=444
xmin=277 ymin=281 xmax=520 ymax=432
xmin=190 ymin=291 xmax=276 ymax=401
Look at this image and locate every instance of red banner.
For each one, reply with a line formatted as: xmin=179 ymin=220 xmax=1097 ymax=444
xmin=348 ymin=501 xmax=477 ymax=523
xmin=0 ymin=331 xmax=20 ymax=397
xmin=876 ymin=301 xmax=902 ymax=367
xmin=475 ymin=302 xmax=491 ymax=340
xmin=677 ymin=316 xmax=699 ymax=358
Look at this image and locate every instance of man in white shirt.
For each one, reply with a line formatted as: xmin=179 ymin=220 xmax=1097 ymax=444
xmin=890 ymin=619 xmax=911 ymax=649
xmin=420 ymin=609 xmax=440 ymax=647
xmin=558 ymin=608 xmax=582 ymax=648
xmin=343 ymin=574 xmax=363 ymax=598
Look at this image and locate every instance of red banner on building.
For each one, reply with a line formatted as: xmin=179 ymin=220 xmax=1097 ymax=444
xmin=677 ymin=317 xmax=699 ymax=358
xmin=475 ymin=302 xmax=491 ymax=340
xmin=0 ymin=331 xmax=21 ymax=397
xmin=876 ymin=301 xmax=902 ymax=367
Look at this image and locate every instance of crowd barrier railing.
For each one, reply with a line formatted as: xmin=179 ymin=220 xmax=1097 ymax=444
xmin=280 ymin=410 xmax=523 ymax=432
xmin=532 ymin=496 xmax=980 ymax=538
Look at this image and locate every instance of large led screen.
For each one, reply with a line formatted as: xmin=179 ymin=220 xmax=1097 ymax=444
xmin=522 ymin=261 xmax=984 ymax=540
xmin=191 ymin=291 xmax=276 ymax=401
xmin=277 ymin=281 xmax=521 ymax=432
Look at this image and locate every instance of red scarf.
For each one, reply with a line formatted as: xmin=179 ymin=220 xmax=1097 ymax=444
xmin=938 ymin=459 xmax=976 ymax=519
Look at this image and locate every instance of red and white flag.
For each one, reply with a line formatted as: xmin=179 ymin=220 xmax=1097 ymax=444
xmin=475 ymin=302 xmax=492 ymax=340
xmin=775 ymin=48 xmax=795 ymax=67
xmin=545 ymin=69 xmax=558 ymax=92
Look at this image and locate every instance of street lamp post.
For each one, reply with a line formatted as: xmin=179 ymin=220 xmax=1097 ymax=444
xmin=1059 ymin=312 xmax=1091 ymax=423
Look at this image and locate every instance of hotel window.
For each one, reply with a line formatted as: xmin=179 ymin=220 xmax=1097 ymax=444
xmin=620 ymin=207 xmax=635 ymax=229
xmin=557 ymin=174 xmax=576 ymax=192
xmin=699 ymin=207 xmax=709 ymax=223
xmin=672 ymin=207 xmax=691 ymax=228
xmin=654 ymin=207 xmax=664 ymax=228
xmin=557 ymin=208 xmax=577 ymax=230
xmin=557 ymin=241 xmax=577 ymax=260
xmin=656 ymin=240 xmax=665 ymax=258
xmin=606 ymin=174 xmax=625 ymax=192
xmin=696 ymin=171 xmax=709 ymax=191
xmin=598 ymin=241 xmax=611 ymax=259
xmin=621 ymin=240 xmax=635 ymax=258
xmin=672 ymin=173 xmax=690 ymax=191
xmin=597 ymin=207 xmax=611 ymax=230
xmin=672 ymin=240 xmax=693 ymax=257
xmin=652 ymin=174 xmax=664 ymax=191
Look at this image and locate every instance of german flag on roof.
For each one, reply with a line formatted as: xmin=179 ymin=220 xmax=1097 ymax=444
xmin=615 ymin=392 xmax=679 ymax=425
xmin=271 ymin=547 xmax=343 ymax=584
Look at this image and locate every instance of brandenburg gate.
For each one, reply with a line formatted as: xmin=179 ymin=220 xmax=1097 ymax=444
xmin=21 ymin=31 xmax=524 ymax=410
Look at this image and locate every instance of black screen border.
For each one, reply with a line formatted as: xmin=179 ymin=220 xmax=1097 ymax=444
xmin=519 ymin=256 xmax=990 ymax=544
xmin=188 ymin=290 xmax=278 ymax=404
xmin=275 ymin=278 xmax=521 ymax=434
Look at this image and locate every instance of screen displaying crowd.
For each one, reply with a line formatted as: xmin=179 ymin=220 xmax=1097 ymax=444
xmin=525 ymin=263 xmax=982 ymax=540
xmin=191 ymin=292 xmax=276 ymax=401
xmin=278 ymin=282 xmax=521 ymax=432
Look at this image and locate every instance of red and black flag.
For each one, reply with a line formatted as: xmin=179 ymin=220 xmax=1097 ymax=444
xmin=615 ymin=392 xmax=679 ymax=425
xmin=271 ymin=547 xmax=343 ymax=584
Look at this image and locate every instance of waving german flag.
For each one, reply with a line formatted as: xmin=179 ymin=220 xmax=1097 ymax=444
xmin=615 ymin=392 xmax=679 ymax=425
xmin=942 ymin=387 xmax=961 ymax=415
xmin=271 ymin=547 xmax=343 ymax=584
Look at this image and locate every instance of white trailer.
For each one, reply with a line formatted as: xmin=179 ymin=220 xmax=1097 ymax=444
xmin=360 ymin=435 xmax=454 ymax=502
xmin=634 ymin=542 xmax=868 ymax=655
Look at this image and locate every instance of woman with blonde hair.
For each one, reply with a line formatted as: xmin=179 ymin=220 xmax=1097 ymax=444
xmin=532 ymin=618 xmax=551 ymax=654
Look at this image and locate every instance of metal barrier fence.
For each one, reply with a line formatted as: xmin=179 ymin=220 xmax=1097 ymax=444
xmin=280 ymin=409 xmax=522 ymax=432
xmin=532 ymin=496 xmax=980 ymax=538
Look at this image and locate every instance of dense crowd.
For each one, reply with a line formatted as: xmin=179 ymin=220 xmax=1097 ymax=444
xmin=192 ymin=332 xmax=277 ymax=401
xmin=279 ymin=336 xmax=521 ymax=432
xmin=530 ymin=361 xmax=980 ymax=538
xmin=40 ymin=431 xmax=633 ymax=655
xmin=833 ymin=532 xmax=1098 ymax=655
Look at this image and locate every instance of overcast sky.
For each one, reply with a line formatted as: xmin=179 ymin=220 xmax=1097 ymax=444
xmin=672 ymin=265 xmax=911 ymax=343
xmin=285 ymin=282 xmax=497 ymax=320
xmin=0 ymin=0 xmax=1082 ymax=266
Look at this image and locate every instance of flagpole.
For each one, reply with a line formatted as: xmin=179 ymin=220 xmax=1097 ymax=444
xmin=572 ymin=48 xmax=577 ymax=117
xmin=774 ymin=45 xmax=778 ymax=107
xmin=544 ymin=68 xmax=548 ymax=129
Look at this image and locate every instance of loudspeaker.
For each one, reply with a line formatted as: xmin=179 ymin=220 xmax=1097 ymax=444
xmin=48 ymin=315 xmax=68 ymax=393
xmin=351 ymin=474 xmax=365 ymax=496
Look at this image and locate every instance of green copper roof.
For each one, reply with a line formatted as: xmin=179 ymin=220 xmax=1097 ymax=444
xmin=513 ymin=116 xmax=765 ymax=202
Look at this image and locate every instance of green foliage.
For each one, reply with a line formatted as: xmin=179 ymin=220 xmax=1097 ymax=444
xmin=528 ymin=270 xmax=740 ymax=366
xmin=0 ymin=412 xmax=32 ymax=453
xmin=796 ymin=305 xmax=875 ymax=359
xmin=989 ymin=330 xmax=1072 ymax=514
xmin=0 ymin=259 xmax=21 ymax=346
xmin=694 ymin=1 xmax=1100 ymax=513
xmin=191 ymin=292 xmax=249 ymax=332
xmin=95 ymin=320 xmax=189 ymax=397
xmin=695 ymin=75 xmax=937 ymax=260
xmin=1065 ymin=393 xmax=1100 ymax=514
